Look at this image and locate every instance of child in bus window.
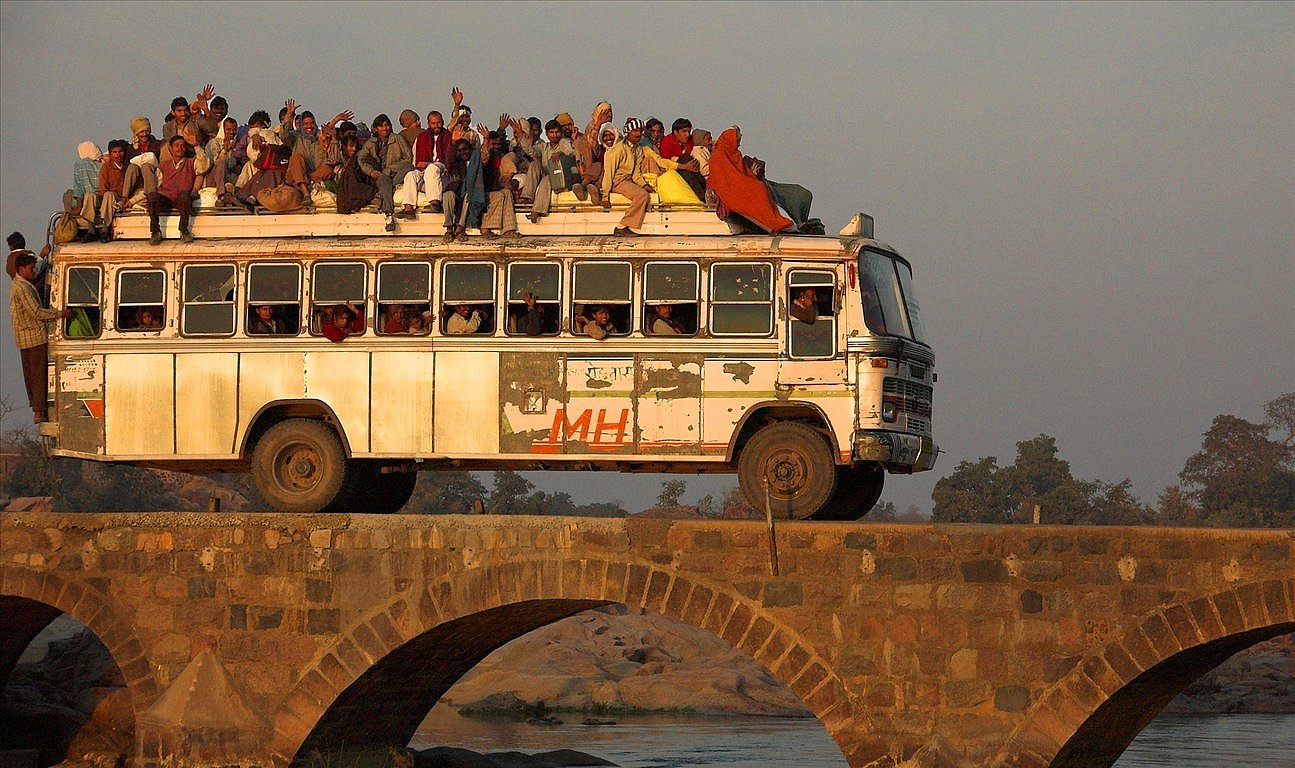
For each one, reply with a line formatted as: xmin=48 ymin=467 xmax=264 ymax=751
xmin=134 ymin=307 xmax=163 ymax=329
xmin=649 ymin=304 xmax=684 ymax=335
xmin=583 ymin=305 xmax=617 ymax=340
xmin=383 ymin=304 xmax=409 ymax=334
xmin=323 ymin=302 xmax=364 ymax=342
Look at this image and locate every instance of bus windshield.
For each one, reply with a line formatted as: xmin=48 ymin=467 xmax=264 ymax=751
xmin=859 ymin=248 xmax=927 ymax=344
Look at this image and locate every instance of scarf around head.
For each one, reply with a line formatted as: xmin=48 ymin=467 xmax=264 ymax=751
xmin=598 ymin=122 xmax=620 ymax=144
xmin=708 ymin=127 xmax=794 ymax=233
xmin=78 ymin=141 xmax=103 ymax=161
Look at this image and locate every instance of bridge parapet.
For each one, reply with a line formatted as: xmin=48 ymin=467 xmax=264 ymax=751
xmin=2 ymin=512 xmax=1292 ymax=768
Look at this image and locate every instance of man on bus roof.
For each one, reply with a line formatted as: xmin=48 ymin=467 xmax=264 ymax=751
xmin=357 ymin=113 xmax=417 ymax=232
xmin=148 ymin=134 xmax=209 ymax=245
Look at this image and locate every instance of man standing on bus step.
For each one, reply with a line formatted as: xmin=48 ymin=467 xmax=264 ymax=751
xmin=9 ymin=252 xmax=71 ymax=423
xmin=149 ymin=135 xmax=210 ymax=245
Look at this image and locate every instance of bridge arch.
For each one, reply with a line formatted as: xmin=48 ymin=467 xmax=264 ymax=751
xmin=270 ymin=556 xmax=858 ymax=766
xmin=994 ymin=577 xmax=1295 ymax=768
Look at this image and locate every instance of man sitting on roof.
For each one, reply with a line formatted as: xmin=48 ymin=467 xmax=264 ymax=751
xmin=600 ymin=118 xmax=700 ymax=237
xmin=163 ymin=96 xmax=211 ymax=156
xmin=515 ymin=117 xmax=579 ymax=223
xmin=659 ymin=118 xmax=707 ymax=202
xmin=122 ymin=116 xmax=161 ymax=211
xmin=475 ymin=125 xmax=520 ymax=239
xmin=413 ymin=108 xmax=454 ymax=215
xmin=71 ymin=141 xmax=104 ymax=237
xmin=358 ymin=113 xmax=417 ymax=232
xmin=280 ymin=101 xmax=350 ymax=200
xmin=228 ymin=110 xmax=286 ymax=208
xmin=206 ymin=117 xmax=241 ymax=205
xmin=94 ymin=140 xmax=128 ymax=242
xmin=707 ymin=126 xmax=794 ymax=234
xmin=149 ymin=134 xmax=210 ymax=245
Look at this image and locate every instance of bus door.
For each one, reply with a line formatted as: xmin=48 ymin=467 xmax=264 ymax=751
xmin=778 ymin=268 xmax=846 ymax=386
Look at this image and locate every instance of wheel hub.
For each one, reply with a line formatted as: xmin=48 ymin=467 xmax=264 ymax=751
xmin=279 ymin=445 xmax=321 ymax=491
xmin=767 ymin=448 xmax=809 ymax=496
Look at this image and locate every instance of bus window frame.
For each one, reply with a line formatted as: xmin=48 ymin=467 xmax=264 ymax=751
xmin=246 ymin=261 xmax=303 ymax=337
xmin=643 ymin=260 xmax=700 ymax=337
xmin=708 ymin=261 xmax=774 ymax=337
xmin=571 ymin=260 xmax=632 ymax=337
xmin=439 ymin=260 xmax=497 ymax=337
xmin=786 ymin=268 xmax=838 ymax=360
xmin=114 ymin=267 xmax=168 ymax=334
xmin=309 ymin=261 xmax=369 ymax=337
xmin=376 ymin=260 xmax=433 ymax=336
xmin=180 ymin=263 xmax=238 ymax=338
xmin=63 ymin=265 xmax=103 ymax=340
xmin=505 ymin=260 xmax=561 ymax=337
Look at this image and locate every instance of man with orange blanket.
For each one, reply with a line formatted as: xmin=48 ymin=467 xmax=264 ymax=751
xmin=708 ymin=127 xmax=794 ymax=234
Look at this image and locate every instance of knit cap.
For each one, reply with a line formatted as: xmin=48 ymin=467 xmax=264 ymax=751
xmin=623 ymin=117 xmax=644 ymax=133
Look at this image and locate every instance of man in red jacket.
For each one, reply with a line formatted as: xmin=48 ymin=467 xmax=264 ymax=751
xmin=412 ymin=110 xmax=454 ymax=214
xmin=148 ymin=135 xmax=210 ymax=245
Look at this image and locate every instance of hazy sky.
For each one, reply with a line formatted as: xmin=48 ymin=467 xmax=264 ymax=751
xmin=1 ymin=1 xmax=1291 ymax=515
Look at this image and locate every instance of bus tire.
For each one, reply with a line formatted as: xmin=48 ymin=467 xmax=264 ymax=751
xmin=362 ymin=468 xmax=418 ymax=514
xmin=251 ymin=419 xmax=348 ymax=513
xmin=738 ymin=422 xmax=838 ymax=520
xmin=813 ymin=464 xmax=885 ymax=521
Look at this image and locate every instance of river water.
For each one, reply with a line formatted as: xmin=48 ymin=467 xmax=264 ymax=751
xmin=414 ymin=708 xmax=1295 ymax=767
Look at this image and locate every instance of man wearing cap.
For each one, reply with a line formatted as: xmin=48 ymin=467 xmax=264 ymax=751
xmin=599 ymin=118 xmax=699 ymax=236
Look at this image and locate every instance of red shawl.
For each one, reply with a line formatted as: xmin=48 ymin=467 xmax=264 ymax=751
xmin=708 ymin=128 xmax=793 ymax=233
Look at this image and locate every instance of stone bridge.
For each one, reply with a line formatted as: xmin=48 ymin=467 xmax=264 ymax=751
xmin=1 ymin=511 xmax=1292 ymax=768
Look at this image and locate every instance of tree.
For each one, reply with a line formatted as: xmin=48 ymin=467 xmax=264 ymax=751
xmin=655 ymin=479 xmax=687 ymax=508
xmin=871 ymin=500 xmax=897 ymax=521
xmin=1155 ymin=485 xmax=1200 ymax=527
xmin=931 ymin=457 xmax=1013 ymax=523
xmin=1265 ymin=392 xmax=1295 ymax=446
xmin=488 ymin=471 xmax=534 ymax=514
xmin=1179 ymin=409 xmax=1295 ymax=528
xmin=697 ymin=494 xmax=717 ymax=518
xmin=408 ymin=471 xmax=486 ymax=515
xmin=719 ymin=486 xmax=757 ymax=519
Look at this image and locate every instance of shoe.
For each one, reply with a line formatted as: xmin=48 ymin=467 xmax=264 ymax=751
xmin=480 ymin=229 xmax=497 ymax=239
xmin=442 ymin=231 xmax=456 ymax=243
xmin=396 ymin=207 xmax=417 ymax=220
xmin=149 ymin=232 xmax=163 ymax=245
xmin=527 ymin=212 xmax=542 ymax=224
xmin=385 ymin=216 xmax=398 ymax=232
xmin=613 ymin=226 xmax=640 ymax=237
xmin=500 ymin=230 xmax=521 ymax=239
xmin=427 ymin=201 xmax=443 ymax=214
xmin=572 ymin=184 xmax=588 ymax=201
xmin=180 ymin=230 xmax=194 ymax=244
xmin=99 ymin=229 xmax=112 ymax=243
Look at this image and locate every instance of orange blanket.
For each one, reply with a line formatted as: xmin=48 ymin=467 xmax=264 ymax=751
xmin=708 ymin=128 xmax=793 ymax=233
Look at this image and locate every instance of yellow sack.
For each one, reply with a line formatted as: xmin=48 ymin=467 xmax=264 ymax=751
xmin=655 ymin=170 xmax=701 ymax=205
xmin=52 ymin=213 xmax=80 ymax=244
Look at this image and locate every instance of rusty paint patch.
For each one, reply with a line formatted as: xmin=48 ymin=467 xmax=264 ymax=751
xmin=500 ymin=352 xmax=561 ymax=408
xmin=586 ymin=378 xmax=612 ymax=389
xmin=637 ymin=356 xmax=703 ymax=400
xmin=723 ymin=362 xmax=755 ymax=384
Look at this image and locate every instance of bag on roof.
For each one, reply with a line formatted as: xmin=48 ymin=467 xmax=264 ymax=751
xmin=51 ymin=213 xmax=80 ymax=244
xmin=258 ymin=184 xmax=303 ymax=213
xmin=255 ymin=144 xmax=292 ymax=172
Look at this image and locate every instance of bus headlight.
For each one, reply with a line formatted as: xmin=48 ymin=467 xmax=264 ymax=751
xmin=882 ymin=399 xmax=898 ymax=423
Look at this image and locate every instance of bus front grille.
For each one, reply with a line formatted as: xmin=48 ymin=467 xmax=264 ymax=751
xmin=883 ymin=376 xmax=933 ymax=419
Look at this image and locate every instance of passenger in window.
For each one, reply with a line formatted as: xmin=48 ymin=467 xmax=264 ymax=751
xmin=790 ymin=287 xmax=819 ymax=325
xmin=445 ymin=303 xmax=486 ymax=334
xmin=511 ymin=291 xmax=545 ymax=336
xmin=382 ymin=304 xmax=409 ymax=334
xmin=582 ymin=305 xmax=617 ymax=340
xmin=134 ymin=307 xmax=163 ymax=330
xmin=322 ymin=302 xmax=364 ymax=343
xmin=649 ymin=304 xmax=685 ymax=335
xmin=149 ymin=135 xmax=209 ymax=246
xmin=248 ymin=304 xmax=288 ymax=335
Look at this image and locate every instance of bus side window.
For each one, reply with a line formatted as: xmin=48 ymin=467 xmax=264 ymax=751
xmin=377 ymin=261 xmax=432 ymax=335
xmin=182 ymin=264 xmax=237 ymax=336
xmin=115 ymin=269 xmax=167 ymax=332
xmin=787 ymin=270 xmax=837 ymax=358
xmin=440 ymin=262 xmax=495 ymax=335
xmin=505 ymin=262 xmax=560 ymax=337
xmin=709 ymin=263 xmax=773 ymax=336
xmin=311 ymin=262 xmax=367 ymax=336
xmin=643 ymin=261 xmax=699 ymax=336
xmin=246 ymin=263 xmax=301 ymax=336
xmin=572 ymin=261 xmax=631 ymax=336
xmin=64 ymin=266 xmax=102 ymax=338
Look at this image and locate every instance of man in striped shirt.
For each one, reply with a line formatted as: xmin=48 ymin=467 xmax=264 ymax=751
xmin=9 ymin=252 xmax=70 ymax=422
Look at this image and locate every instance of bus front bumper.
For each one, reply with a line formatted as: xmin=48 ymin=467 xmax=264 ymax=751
xmin=853 ymin=430 xmax=939 ymax=472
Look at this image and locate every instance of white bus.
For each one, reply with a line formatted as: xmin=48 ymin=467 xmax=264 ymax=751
xmin=38 ymin=215 xmax=936 ymax=519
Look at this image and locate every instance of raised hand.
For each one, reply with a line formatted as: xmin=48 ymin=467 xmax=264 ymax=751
xmin=333 ymin=110 xmax=355 ymax=125
xmin=284 ymin=99 xmax=297 ymax=119
xmin=199 ymin=83 xmax=215 ymax=103
xmin=451 ymin=123 xmax=468 ymax=142
xmin=475 ymin=123 xmax=491 ymax=140
xmin=451 ymin=87 xmax=463 ymax=108
xmin=498 ymin=113 xmax=512 ymax=131
xmin=512 ymin=117 xmax=529 ymax=138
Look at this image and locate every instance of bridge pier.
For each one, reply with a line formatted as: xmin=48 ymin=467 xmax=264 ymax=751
xmin=1 ymin=512 xmax=1292 ymax=768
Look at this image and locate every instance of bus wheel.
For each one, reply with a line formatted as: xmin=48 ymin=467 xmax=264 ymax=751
xmin=362 ymin=468 xmax=418 ymax=514
xmin=251 ymin=419 xmax=348 ymax=513
xmin=813 ymin=464 xmax=885 ymax=521
xmin=738 ymin=422 xmax=838 ymax=520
